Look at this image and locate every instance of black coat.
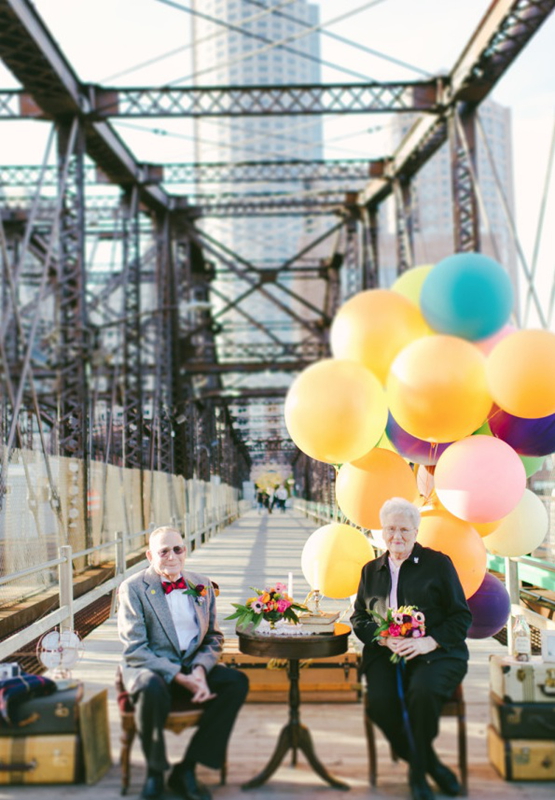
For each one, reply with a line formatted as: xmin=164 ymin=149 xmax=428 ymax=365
xmin=351 ymin=542 xmax=472 ymax=673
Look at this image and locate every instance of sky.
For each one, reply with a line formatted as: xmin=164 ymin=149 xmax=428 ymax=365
xmin=1 ymin=0 xmax=554 ymax=326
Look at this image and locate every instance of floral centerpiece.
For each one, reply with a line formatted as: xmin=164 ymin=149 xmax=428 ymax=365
xmin=226 ymin=582 xmax=308 ymax=630
xmin=370 ymin=605 xmax=426 ymax=663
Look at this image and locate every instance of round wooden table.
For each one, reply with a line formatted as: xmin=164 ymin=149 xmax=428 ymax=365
xmin=238 ymin=622 xmax=351 ymax=791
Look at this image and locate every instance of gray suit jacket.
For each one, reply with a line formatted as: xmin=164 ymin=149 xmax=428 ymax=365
xmin=117 ymin=565 xmax=224 ymax=694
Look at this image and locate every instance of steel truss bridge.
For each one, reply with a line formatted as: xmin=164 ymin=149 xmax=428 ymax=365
xmin=0 ymin=0 xmax=554 ymax=539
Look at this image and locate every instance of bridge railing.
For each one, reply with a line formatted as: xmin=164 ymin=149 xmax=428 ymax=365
xmin=0 ymin=497 xmax=251 ymax=661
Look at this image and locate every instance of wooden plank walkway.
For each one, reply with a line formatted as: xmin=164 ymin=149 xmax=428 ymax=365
xmin=2 ymin=508 xmax=554 ymax=799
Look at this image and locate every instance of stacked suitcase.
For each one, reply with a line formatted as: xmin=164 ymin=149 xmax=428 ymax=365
xmin=0 ymin=680 xmax=110 ymax=785
xmin=488 ymin=654 xmax=555 ymax=780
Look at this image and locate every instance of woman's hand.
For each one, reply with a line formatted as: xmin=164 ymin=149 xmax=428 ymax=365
xmin=383 ymin=635 xmax=438 ymax=660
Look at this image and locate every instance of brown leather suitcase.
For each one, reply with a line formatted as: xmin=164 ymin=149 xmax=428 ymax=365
xmin=0 ymin=735 xmax=82 ymax=784
xmin=488 ymin=725 xmax=555 ymax=780
xmin=0 ymin=684 xmax=83 ymax=737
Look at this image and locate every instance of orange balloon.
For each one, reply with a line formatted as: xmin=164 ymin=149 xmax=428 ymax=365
xmin=472 ymin=519 xmax=502 ymax=537
xmin=486 ymin=329 xmax=555 ymax=418
xmin=417 ymin=508 xmax=487 ymax=598
xmin=284 ymin=359 xmax=388 ymax=464
xmin=336 ymin=448 xmax=417 ymax=530
xmin=330 ymin=289 xmax=429 ymax=384
xmin=386 ymin=335 xmax=492 ymax=442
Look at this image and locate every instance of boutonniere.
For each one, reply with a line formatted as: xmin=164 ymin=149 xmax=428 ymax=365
xmin=183 ymin=582 xmax=208 ymax=605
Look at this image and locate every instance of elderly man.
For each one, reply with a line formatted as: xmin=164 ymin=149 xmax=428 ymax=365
xmin=118 ymin=526 xmax=248 ymax=800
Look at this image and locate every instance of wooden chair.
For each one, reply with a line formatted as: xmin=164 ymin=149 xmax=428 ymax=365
xmin=364 ymin=682 xmax=468 ymax=796
xmin=115 ymin=666 xmax=227 ymax=795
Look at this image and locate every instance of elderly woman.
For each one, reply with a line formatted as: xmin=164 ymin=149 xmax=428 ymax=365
xmin=351 ymin=498 xmax=471 ymax=800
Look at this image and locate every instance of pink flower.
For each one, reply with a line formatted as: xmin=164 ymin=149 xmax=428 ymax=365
xmin=274 ymin=582 xmax=287 ymax=593
xmin=388 ymin=624 xmax=402 ymax=637
xmin=276 ymin=599 xmax=291 ymax=613
xmin=251 ymin=600 xmax=264 ymax=613
xmin=412 ymin=629 xmax=424 ymax=638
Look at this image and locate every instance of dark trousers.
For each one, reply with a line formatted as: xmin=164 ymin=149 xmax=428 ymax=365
xmin=364 ymin=653 xmax=467 ymax=778
xmin=133 ymin=664 xmax=249 ymax=773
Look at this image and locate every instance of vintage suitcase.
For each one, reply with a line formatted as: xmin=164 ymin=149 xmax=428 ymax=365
xmin=490 ymin=692 xmax=555 ymax=739
xmin=489 ymin=654 xmax=555 ymax=703
xmin=0 ymin=683 xmax=83 ymax=737
xmin=487 ymin=725 xmax=555 ymax=780
xmin=78 ymin=688 xmax=111 ymax=785
xmin=0 ymin=735 xmax=81 ymax=784
xmin=221 ymin=640 xmax=361 ymax=702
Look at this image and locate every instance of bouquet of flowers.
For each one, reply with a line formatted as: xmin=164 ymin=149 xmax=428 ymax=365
xmin=226 ymin=582 xmax=308 ymax=630
xmin=370 ymin=605 xmax=426 ymax=663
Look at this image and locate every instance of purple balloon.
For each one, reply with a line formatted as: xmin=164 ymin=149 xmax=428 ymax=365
xmin=489 ymin=407 xmax=555 ymax=457
xmin=467 ymin=573 xmax=510 ymax=639
xmin=386 ymin=414 xmax=452 ymax=466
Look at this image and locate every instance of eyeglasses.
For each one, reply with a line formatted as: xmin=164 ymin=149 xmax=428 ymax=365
xmin=382 ymin=526 xmax=416 ymax=537
xmin=157 ymin=545 xmax=186 ymax=559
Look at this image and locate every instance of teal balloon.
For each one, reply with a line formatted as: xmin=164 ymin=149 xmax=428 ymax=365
xmin=420 ymin=253 xmax=514 ymax=341
xmin=520 ymin=455 xmax=545 ymax=478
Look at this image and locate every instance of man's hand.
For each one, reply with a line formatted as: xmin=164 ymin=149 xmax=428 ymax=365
xmin=173 ymin=666 xmax=216 ymax=703
xmin=385 ymin=635 xmax=438 ymax=661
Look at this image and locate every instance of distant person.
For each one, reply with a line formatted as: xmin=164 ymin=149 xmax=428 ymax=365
xmin=118 ymin=526 xmax=248 ymax=800
xmin=275 ymin=485 xmax=288 ymax=513
xmin=256 ymin=488 xmax=265 ymax=514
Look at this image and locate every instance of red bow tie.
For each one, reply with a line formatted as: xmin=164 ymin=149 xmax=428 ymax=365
xmin=161 ymin=577 xmax=186 ymax=594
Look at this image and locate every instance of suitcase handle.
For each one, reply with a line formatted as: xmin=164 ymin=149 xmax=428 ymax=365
xmin=539 ymin=685 xmax=555 ymax=698
xmin=0 ymin=759 xmax=37 ymax=773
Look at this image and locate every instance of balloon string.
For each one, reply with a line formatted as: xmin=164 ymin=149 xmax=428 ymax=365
xmin=396 ymin=660 xmax=417 ymax=758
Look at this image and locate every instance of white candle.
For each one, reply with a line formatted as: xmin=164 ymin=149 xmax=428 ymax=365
xmin=288 ymin=571 xmax=293 ymax=598
xmin=313 ymin=560 xmax=319 ymax=590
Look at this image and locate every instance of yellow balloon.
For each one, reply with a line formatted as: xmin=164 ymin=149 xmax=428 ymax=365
xmin=417 ymin=509 xmax=487 ymax=598
xmin=482 ymin=489 xmax=548 ymax=557
xmin=301 ymin=523 xmax=375 ymax=599
xmin=486 ymin=329 xmax=555 ymax=418
xmin=330 ymin=289 xmax=429 ymax=384
xmin=336 ymin=449 xmax=417 ymax=530
xmin=387 ymin=335 xmax=492 ymax=442
xmin=391 ymin=264 xmax=433 ymax=305
xmin=284 ymin=359 xmax=388 ymax=464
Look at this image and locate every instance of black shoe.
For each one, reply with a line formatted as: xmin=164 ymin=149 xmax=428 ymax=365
xmin=428 ymin=761 xmax=460 ymax=796
xmin=168 ymin=767 xmax=211 ymax=800
xmin=409 ymin=770 xmax=435 ymax=800
xmin=140 ymin=773 xmax=165 ymax=800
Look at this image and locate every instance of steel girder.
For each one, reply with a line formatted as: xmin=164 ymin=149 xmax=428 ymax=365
xmin=393 ymin=179 xmax=415 ymax=276
xmin=89 ymin=80 xmax=443 ymax=119
xmin=0 ymin=159 xmax=372 ymax=187
xmin=121 ymin=188 xmax=145 ymax=484
xmin=56 ymin=120 xmax=90 ymax=467
xmin=450 ymin=111 xmax=481 ymax=253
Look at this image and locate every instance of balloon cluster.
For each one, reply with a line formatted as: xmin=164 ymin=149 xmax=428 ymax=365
xmin=288 ymin=253 xmax=553 ymax=638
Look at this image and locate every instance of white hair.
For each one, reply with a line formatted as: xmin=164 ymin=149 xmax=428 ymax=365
xmin=379 ymin=498 xmax=421 ymax=529
xmin=148 ymin=526 xmax=185 ymax=550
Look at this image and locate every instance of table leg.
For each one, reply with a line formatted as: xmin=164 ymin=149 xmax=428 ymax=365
xmin=242 ymin=658 xmax=350 ymax=791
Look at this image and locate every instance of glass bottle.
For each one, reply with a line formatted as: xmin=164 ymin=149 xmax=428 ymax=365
xmin=512 ymin=614 xmax=531 ymax=662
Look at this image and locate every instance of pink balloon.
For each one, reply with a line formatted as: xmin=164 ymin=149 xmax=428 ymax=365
xmin=474 ymin=323 xmax=516 ymax=356
xmin=434 ymin=435 xmax=526 ymax=523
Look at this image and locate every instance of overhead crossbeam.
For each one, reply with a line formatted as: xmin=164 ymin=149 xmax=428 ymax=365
xmin=0 ymin=159 xmax=373 ymax=187
xmin=87 ymin=80 xmax=444 ymax=119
